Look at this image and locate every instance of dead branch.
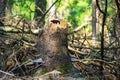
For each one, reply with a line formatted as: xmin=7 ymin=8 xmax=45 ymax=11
xmin=77 ymin=58 xmax=115 ymax=66
xmin=68 ymin=23 xmax=88 ymax=34
xmin=0 ymin=26 xmax=42 ymax=35
xmin=68 ymin=46 xmax=85 ymax=55
xmin=69 ymin=43 xmax=120 ymax=50
xmin=0 ymin=70 xmax=15 ymax=77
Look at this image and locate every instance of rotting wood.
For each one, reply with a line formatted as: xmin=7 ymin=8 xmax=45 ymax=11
xmin=37 ymin=19 xmax=72 ymax=72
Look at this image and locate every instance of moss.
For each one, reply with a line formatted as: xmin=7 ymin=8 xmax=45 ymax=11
xmin=32 ymin=63 xmax=72 ymax=77
xmin=56 ymin=63 xmax=72 ymax=74
xmin=40 ymin=69 xmax=48 ymax=74
xmin=32 ymin=69 xmax=47 ymax=77
xmin=62 ymin=47 xmax=67 ymax=55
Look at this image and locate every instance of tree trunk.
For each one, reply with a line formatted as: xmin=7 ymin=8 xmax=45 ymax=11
xmin=92 ymin=0 xmax=96 ymax=45
xmin=0 ymin=0 xmax=7 ymax=72
xmin=49 ymin=0 xmax=56 ymax=19
xmin=0 ymin=0 xmax=7 ymax=23
xmin=37 ymin=19 xmax=72 ymax=73
xmin=115 ymin=0 xmax=120 ymax=46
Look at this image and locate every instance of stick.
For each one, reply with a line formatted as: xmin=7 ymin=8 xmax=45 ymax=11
xmin=0 ymin=70 xmax=15 ymax=77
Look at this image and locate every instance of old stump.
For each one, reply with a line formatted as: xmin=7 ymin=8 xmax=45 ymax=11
xmin=37 ymin=19 xmax=71 ymax=73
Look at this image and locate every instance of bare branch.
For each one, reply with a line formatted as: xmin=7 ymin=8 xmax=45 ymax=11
xmin=68 ymin=23 xmax=88 ymax=34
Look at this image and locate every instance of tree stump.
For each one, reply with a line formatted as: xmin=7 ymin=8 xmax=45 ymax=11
xmin=37 ymin=19 xmax=71 ymax=73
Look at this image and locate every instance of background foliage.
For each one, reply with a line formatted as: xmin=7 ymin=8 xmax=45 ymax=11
xmin=7 ymin=0 xmax=35 ymax=20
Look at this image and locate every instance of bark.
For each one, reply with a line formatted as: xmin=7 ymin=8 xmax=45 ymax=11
xmin=115 ymin=0 xmax=120 ymax=79
xmin=0 ymin=0 xmax=7 ymax=73
xmin=115 ymin=14 xmax=120 ymax=46
xmin=37 ymin=19 xmax=72 ymax=72
xmin=0 ymin=0 xmax=7 ymax=22
xmin=115 ymin=0 xmax=120 ymax=46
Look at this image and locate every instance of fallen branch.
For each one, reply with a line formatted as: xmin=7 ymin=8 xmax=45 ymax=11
xmin=0 ymin=26 xmax=42 ymax=35
xmin=0 ymin=70 xmax=15 ymax=77
xmin=77 ymin=58 xmax=115 ymax=66
xmin=68 ymin=46 xmax=85 ymax=55
xmin=69 ymin=43 xmax=120 ymax=50
xmin=68 ymin=23 xmax=89 ymax=34
xmin=0 ymin=23 xmax=88 ymax=35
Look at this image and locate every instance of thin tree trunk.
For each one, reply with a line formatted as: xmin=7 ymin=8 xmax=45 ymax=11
xmin=115 ymin=0 xmax=120 ymax=46
xmin=92 ymin=0 xmax=96 ymax=45
xmin=0 ymin=0 xmax=7 ymax=73
xmin=49 ymin=0 xmax=57 ymax=19
xmin=96 ymin=0 xmax=107 ymax=79
xmin=0 ymin=0 xmax=7 ymax=22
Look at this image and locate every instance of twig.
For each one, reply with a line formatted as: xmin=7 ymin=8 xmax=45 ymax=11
xmin=14 ymin=56 xmax=26 ymax=76
xmin=0 ymin=70 xmax=15 ymax=77
xmin=15 ymin=16 xmax=24 ymax=27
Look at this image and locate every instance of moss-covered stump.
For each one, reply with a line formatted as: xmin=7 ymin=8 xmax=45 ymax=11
xmin=37 ymin=19 xmax=72 ymax=73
